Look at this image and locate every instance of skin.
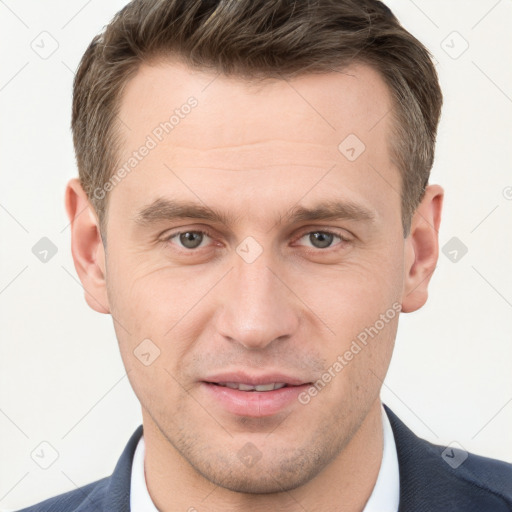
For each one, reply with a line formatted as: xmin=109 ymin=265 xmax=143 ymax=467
xmin=65 ymin=60 xmax=443 ymax=512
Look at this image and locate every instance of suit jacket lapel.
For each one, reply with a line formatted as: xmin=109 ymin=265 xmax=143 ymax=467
xmin=104 ymin=424 xmax=143 ymax=512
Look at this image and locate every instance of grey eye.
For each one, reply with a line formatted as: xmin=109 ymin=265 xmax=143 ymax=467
xmin=179 ymin=232 xmax=204 ymax=249
xmin=308 ymin=232 xmax=335 ymax=249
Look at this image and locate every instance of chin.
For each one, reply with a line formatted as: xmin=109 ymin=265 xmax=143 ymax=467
xmin=204 ymin=465 xmax=314 ymax=495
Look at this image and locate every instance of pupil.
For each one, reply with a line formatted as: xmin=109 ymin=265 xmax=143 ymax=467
xmin=310 ymin=232 xmax=333 ymax=249
xmin=180 ymin=232 xmax=202 ymax=249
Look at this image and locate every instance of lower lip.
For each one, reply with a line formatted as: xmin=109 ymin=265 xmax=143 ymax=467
xmin=201 ymin=382 xmax=311 ymax=417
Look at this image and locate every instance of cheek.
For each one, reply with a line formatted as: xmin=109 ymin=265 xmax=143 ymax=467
xmin=301 ymin=242 xmax=403 ymax=330
xmin=105 ymin=261 xmax=198 ymax=409
xmin=107 ymin=249 xmax=182 ymax=327
xmin=299 ymin=242 xmax=403 ymax=389
xmin=105 ymin=254 xmax=216 ymax=371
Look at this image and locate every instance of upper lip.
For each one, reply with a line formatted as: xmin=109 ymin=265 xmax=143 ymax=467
xmin=202 ymin=371 xmax=311 ymax=386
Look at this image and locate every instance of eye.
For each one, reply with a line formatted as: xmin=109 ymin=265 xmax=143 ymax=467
xmin=161 ymin=228 xmax=351 ymax=253
xmin=164 ymin=230 xmax=213 ymax=250
xmin=295 ymin=230 xmax=350 ymax=250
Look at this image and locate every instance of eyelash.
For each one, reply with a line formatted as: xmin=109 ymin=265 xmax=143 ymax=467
xmin=161 ymin=228 xmax=351 ymax=252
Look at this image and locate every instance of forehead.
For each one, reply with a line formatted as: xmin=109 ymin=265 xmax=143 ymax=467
xmin=109 ymin=59 xmax=400 ymax=230
xmin=118 ymin=59 xmax=394 ymax=154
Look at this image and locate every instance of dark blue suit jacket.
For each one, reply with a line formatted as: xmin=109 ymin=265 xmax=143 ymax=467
xmin=17 ymin=406 xmax=512 ymax=511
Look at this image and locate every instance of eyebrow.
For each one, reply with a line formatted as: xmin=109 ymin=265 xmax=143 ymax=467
xmin=133 ymin=197 xmax=376 ymax=228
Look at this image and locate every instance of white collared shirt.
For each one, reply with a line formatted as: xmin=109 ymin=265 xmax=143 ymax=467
xmin=130 ymin=405 xmax=400 ymax=511
xmin=364 ymin=405 xmax=400 ymax=512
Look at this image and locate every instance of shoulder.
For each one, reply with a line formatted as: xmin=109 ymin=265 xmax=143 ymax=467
xmin=458 ymin=449 xmax=512 ymax=498
xmin=384 ymin=405 xmax=512 ymax=511
xmin=14 ymin=477 xmax=109 ymax=512
xmin=422 ymin=436 xmax=512 ymax=511
xmin=425 ymin=438 xmax=512 ymax=504
xmin=14 ymin=424 xmax=143 ymax=512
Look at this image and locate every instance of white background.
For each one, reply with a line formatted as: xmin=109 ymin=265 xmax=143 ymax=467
xmin=1 ymin=0 xmax=511 ymax=510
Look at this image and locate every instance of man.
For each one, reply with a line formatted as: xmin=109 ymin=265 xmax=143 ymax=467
xmin=18 ymin=0 xmax=512 ymax=511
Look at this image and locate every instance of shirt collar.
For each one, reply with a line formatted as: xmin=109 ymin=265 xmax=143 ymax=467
xmin=130 ymin=404 xmax=399 ymax=511
xmin=363 ymin=404 xmax=400 ymax=512
xmin=130 ymin=433 xmax=159 ymax=512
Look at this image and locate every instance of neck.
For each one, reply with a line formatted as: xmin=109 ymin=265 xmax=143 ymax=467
xmin=142 ymin=399 xmax=384 ymax=512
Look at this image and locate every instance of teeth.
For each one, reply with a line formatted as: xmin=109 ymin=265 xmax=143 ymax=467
xmin=239 ymin=383 xmax=257 ymax=391
xmin=254 ymin=383 xmax=277 ymax=392
xmin=217 ymin=382 xmax=287 ymax=391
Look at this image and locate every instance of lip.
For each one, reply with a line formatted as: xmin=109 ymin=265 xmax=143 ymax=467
xmin=202 ymin=371 xmax=309 ymax=387
xmin=200 ymin=371 xmax=312 ymax=417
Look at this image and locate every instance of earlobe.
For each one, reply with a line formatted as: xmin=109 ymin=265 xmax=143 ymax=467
xmin=65 ymin=178 xmax=110 ymax=314
xmin=401 ymin=184 xmax=444 ymax=313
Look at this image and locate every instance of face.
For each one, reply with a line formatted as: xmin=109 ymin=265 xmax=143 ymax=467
xmin=73 ymin=60 xmax=428 ymax=493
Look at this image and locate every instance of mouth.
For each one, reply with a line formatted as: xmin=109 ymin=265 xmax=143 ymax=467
xmin=200 ymin=372 xmax=313 ymax=417
xmin=205 ymin=382 xmax=294 ymax=391
xmin=202 ymin=371 xmax=311 ymax=388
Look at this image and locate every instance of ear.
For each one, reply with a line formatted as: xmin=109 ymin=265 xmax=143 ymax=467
xmin=401 ymin=184 xmax=444 ymax=313
xmin=65 ymin=178 xmax=110 ymax=314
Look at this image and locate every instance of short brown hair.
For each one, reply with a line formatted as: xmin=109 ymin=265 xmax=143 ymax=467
xmin=72 ymin=0 xmax=442 ymax=239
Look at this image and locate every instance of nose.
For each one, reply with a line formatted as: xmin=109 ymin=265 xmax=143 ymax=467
xmin=215 ymin=253 xmax=300 ymax=350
